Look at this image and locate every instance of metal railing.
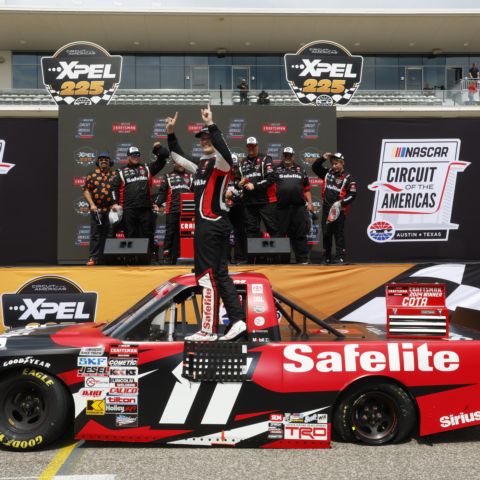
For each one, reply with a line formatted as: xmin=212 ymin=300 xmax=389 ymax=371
xmin=0 ymin=88 xmax=479 ymax=108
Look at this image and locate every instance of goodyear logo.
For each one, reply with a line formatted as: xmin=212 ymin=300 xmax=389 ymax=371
xmin=284 ymin=40 xmax=363 ymax=107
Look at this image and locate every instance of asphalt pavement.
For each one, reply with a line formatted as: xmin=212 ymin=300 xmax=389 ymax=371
xmin=1 ymin=427 xmax=480 ymax=480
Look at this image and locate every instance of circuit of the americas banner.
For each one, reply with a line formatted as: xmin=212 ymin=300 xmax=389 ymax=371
xmin=0 ymin=118 xmax=58 ymax=266
xmin=337 ymin=117 xmax=480 ymax=263
xmin=41 ymin=41 xmax=122 ymax=106
xmin=58 ymin=105 xmax=336 ymax=263
xmin=367 ymin=139 xmax=470 ymax=243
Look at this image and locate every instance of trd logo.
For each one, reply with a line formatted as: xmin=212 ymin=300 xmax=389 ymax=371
xmin=284 ymin=426 xmax=327 ymax=441
xmin=15 ymin=299 xmax=90 ymax=321
xmin=54 ymin=61 xmax=117 ymax=80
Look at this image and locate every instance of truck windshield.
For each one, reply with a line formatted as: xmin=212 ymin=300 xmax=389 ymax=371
xmin=102 ymin=282 xmax=174 ymax=335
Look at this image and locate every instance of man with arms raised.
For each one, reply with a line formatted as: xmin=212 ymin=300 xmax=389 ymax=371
xmin=165 ymin=106 xmax=246 ymax=341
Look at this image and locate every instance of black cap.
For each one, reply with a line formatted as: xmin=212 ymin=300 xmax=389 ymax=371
xmin=97 ymin=151 xmax=111 ymax=159
xmin=195 ymin=126 xmax=210 ymax=138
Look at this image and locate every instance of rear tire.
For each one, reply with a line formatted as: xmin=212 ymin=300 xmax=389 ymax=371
xmin=333 ymin=382 xmax=416 ymax=445
xmin=0 ymin=369 xmax=72 ymax=450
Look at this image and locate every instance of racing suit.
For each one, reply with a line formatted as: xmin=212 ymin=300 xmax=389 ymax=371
xmin=226 ymin=164 xmax=247 ymax=264
xmin=312 ymin=157 xmax=357 ymax=262
xmin=112 ymin=147 xmax=169 ymax=259
xmin=168 ymin=124 xmax=245 ymax=335
xmin=275 ymin=162 xmax=311 ymax=263
xmin=238 ymin=154 xmax=278 ymax=237
xmin=155 ymin=171 xmax=193 ymax=264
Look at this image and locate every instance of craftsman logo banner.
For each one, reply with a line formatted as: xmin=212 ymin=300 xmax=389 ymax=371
xmin=41 ymin=41 xmax=122 ymax=106
xmin=284 ymin=40 xmax=363 ymax=107
xmin=367 ymin=139 xmax=469 ymax=243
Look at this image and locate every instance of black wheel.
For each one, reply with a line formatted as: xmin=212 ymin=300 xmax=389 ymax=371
xmin=0 ymin=369 xmax=72 ymax=450
xmin=333 ymin=382 xmax=416 ymax=445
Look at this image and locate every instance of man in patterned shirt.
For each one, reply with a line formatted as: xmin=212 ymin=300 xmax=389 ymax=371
xmin=83 ymin=152 xmax=117 ymax=266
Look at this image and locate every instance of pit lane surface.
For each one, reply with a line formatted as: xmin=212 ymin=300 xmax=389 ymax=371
xmin=2 ymin=428 xmax=480 ymax=480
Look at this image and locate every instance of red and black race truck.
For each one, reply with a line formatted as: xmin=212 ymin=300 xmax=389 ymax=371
xmin=0 ymin=272 xmax=479 ymax=450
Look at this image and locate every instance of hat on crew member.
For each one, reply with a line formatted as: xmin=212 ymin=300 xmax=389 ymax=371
xmin=195 ymin=126 xmax=210 ymax=138
xmin=283 ymin=147 xmax=295 ymax=155
xmin=127 ymin=146 xmax=141 ymax=156
xmin=246 ymin=136 xmax=258 ymax=145
xmin=97 ymin=151 xmax=111 ymax=160
xmin=332 ymin=152 xmax=344 ymax=161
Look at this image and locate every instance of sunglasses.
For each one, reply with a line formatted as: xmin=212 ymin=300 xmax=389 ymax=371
xmin=130 ymin=152 xmax=141 ymax=157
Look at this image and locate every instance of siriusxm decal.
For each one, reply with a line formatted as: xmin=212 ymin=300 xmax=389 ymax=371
xmin=368 ymin=139 xmax=469 ymax=242
xmin=284 ymin=40 xmax=363 ymax=107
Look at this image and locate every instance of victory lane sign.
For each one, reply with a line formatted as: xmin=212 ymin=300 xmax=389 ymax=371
xmin=41 ymin=41 xmax=122 ymax=106
xmin=284 ymin=40 xmax=363 ymax=107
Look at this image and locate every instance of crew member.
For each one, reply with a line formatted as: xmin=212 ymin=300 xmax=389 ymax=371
xmin=238 ymin=78 xmax=249 ymax=104
xmin=111 ymin=144 xmax=169 ymax=263
xmin=155 ymin=164 xmax=193 ymax=264
xmin=166 ymin=105 xmax=246 ymax=341
xmin=83 ymin=152 xmax=117 ymax=266
xmin=238 ymin=137 xmax=278 ymax=238
xmin=312 ymin=152 xmax=357 ymax=264
xmin=275 ymin=147 xmax=313 ymax=264
xmin=225 ymin=154 xmax=247 ymax=264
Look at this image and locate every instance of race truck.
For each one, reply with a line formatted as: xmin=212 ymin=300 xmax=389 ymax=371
xmin=0 ymin=271 xmax=479 ymax=450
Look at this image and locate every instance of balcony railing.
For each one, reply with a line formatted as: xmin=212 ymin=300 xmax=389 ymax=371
xmin=0 ymin=88 xmax=478 ymax=108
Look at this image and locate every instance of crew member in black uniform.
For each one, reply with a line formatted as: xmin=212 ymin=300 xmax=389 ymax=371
xmin=111 ymin=144 xmax=169 ymax=262
xmin=312 ymin=152 xmax=357 ymax=264
xmin=225 ymin=154 xmax=247 ymax=264
xmin=275 ymin=147 xmax=313 ymax=264
xmin=238 ymin=137 xmax=278 ymax=237
xmin=83 ymin=151 xmax=117 ymax=266
xmin=166 ymin=106 xmax=246 ymax=341
xmin=154 ymin=164 xmax=193 ymax=264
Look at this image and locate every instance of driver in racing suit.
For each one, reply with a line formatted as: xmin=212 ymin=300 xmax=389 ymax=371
xmin=165 ymin=106 xmax=246 ymax=341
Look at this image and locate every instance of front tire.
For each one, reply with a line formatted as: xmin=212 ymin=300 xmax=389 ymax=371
xmin=333 ymin=382 xmax=416 ymax=445
xmin=0 ymin=369 xmax=72 ymax=450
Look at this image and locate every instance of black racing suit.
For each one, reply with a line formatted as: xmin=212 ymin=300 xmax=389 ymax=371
xmin=226 ymin=166 xmax=247 ymax=264
xmin=112 ymin=147 xmax=169 ymax=259
xmin=168 ymin=124 xmax=245 ymax=334
xmin=275 ymin=162 xmax=311 ymax=263
xmin=238 ymin=154 xmax=278 ymax=237
xmin=312 ymin=157 xmax=357 ymax=261
xmin=155 ymin=171 xmax=193 ymax=264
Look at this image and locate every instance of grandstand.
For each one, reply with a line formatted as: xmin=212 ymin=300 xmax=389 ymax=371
xmin=0 ymin=2 xmax=480 ymax=114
